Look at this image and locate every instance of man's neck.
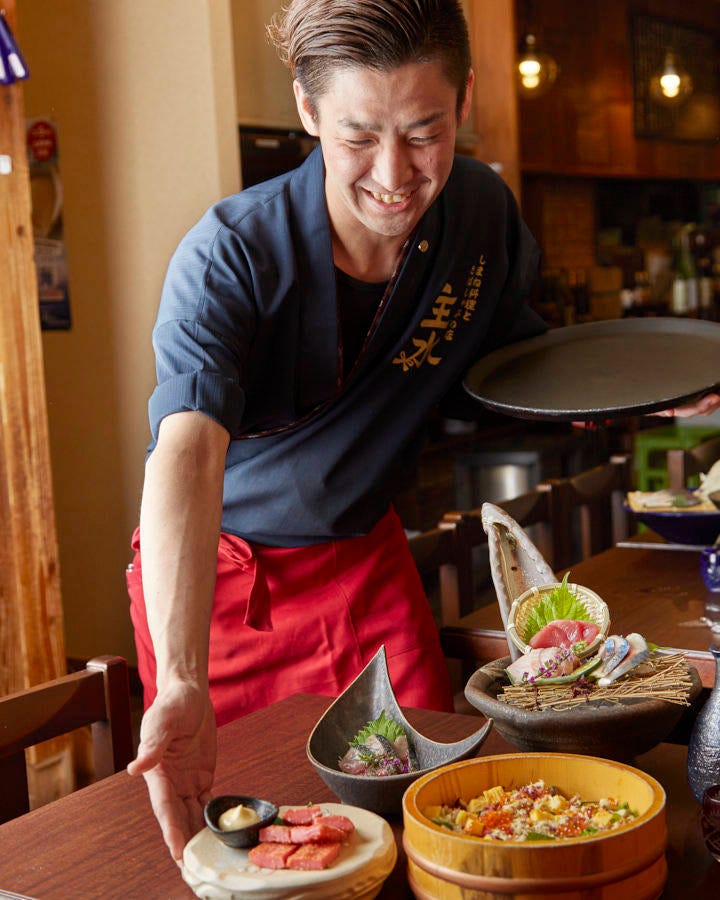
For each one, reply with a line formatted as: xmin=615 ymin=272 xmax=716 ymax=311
xmin=331 ymin=229 xmax=405 ymax=283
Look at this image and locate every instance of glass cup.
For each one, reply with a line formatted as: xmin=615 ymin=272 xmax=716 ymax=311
xmin=701 ymin=785 xmax=720 ymax=862
xmin=700 ymin=547 xmax=720 ymax=593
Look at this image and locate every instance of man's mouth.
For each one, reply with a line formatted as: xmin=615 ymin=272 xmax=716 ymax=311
xmin=370 ymin=190 xmax=411 ymax=205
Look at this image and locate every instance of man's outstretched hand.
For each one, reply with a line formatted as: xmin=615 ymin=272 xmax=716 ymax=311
xmin=127 ymin=682 xmax=217 ymax=865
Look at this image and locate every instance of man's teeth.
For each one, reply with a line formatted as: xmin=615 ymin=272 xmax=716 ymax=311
xmin=371 ymin=191 xmax=409 ymax=204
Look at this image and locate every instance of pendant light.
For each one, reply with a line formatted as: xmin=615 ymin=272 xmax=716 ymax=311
xmin=650 ymin=50 xmax=692 ymax=106
xmin=515 ymin=1 xmax=557 ymax=99
xmin=516 ymin=32 xmax=558 ymax=97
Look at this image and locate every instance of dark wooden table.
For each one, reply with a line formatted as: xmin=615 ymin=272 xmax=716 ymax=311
xmin=0 ymin=692 xmax=716 ymax=898
xmin=443 ymin=537 xmax=720 ymax=686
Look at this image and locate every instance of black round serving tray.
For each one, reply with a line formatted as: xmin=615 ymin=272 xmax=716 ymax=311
xmin=464 ymin=318 xmax=720 ymax=421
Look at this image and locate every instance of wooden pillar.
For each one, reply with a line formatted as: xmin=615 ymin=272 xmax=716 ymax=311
xmin=466 ymin=0 xmax=522 ymax=202
xmin=0 ymin=0 xmax=70 ymax=806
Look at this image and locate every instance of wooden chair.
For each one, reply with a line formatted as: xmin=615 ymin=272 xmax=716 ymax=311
xmin=0 ymin=655 xmax=133 ymax=824
xmin=667 ymin=435 xmax=720 ymax=492
xmin=408 ymin=486 xmax=561 ymax=707
xmin=546 ymin=454 xmax=633 ymax=569
xmin=433 ymin=456 xmax=633 ymax=674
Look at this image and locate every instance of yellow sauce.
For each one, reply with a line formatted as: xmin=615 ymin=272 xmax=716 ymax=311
xmin=218 ymin=803 xmax=260 ymax=831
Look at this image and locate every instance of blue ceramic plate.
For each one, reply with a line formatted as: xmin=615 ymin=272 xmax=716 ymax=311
xmin=626 ymin=505 xmax=720 ymax=546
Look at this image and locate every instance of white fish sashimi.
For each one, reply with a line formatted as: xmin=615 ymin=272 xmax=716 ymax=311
xmin=505 ymin=646 xmax=578 ymax=684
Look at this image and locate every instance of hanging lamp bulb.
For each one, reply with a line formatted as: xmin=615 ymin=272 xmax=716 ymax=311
xmin=650 ymin=50 xmax=692 ymax=106
xmin=516 ymin=33 xmax=557 ymax=98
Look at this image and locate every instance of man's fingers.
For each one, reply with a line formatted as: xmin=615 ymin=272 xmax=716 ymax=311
xmin=127 ymin=734 xmax=170 ymax=776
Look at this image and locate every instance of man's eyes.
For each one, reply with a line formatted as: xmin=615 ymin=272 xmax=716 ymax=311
xmin=342 ymin=134 xmax=438 ymax=147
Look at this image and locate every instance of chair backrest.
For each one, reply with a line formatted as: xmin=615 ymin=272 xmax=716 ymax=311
xmin=667 ymin=435 xmax=720 ymax=492
xmin=408 ymin=485 xmax=558 ymax=630
xmin=407 ymin=522 xmax=468 ymax=630
xmin=440 ymin=485 xmax=559 ymax=622
xmin=546 ymin=454 xmax=633 ymax=569
xmin=0 ymin=655 xmax=133 ymax=823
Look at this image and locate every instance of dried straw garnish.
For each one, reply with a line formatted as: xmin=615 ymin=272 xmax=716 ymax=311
xmin=498 ymin=652 xmax=692 ymax=711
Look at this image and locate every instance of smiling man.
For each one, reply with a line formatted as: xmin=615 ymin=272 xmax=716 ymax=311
xmin=126 ymin=0 xmax=548 ymax=863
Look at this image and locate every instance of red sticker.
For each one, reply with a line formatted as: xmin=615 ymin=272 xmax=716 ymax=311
xmin=27 ymin=120 xmax=57 ymax=163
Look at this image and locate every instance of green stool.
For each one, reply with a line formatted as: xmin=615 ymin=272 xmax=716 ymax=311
xmin=633 ymin=425 xmax=720 ymax=492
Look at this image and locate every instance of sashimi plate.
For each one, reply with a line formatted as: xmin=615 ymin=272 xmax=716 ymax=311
xmin=182 ymin=802 xmax=396 ymax=900
xmin=464 ymin=657 xmax=702 ymax=762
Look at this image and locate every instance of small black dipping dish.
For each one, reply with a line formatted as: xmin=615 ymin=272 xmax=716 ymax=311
xmin=204 ymin=795 xmax=279 ymax=848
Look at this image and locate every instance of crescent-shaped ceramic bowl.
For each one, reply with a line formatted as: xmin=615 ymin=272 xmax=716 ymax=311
xmin=307 ymin=646 xmax=493 ymax=815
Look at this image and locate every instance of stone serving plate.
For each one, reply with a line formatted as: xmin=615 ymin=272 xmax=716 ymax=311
xmin=306 ymin=646 xmax=493 ymax=816
xmin=464 ymin=657 xmax=702 ymax=761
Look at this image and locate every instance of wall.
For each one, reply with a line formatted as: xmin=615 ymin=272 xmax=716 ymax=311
xmin=17 ymin=0 xmax=240 ymax=663
xmin=231 ymin=0 xmax=300 ymax=129
xmin=516 ymin=0 xmax=720 ymax=178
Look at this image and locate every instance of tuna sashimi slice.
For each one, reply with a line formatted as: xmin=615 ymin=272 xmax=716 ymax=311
xmin=248 ymin=842 xmax=299 ymax=869
xmin=529 ymin=619 xmax=599 ymax=650
xmin=289 ymin=822 xmax=346 ymax=844
xmin=283 ymin=805 xmax=323 ymax=825
xmin=316 ymin=814 xmax=355 ymax=836
xmin=286 ymin=842 xmax=341 ymax=870
xmin=258 ymin=824 xmax=295 ymax=843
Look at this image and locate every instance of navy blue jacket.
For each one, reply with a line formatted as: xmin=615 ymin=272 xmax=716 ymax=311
xmin=149 ymin=148 xmax=545 ymax=545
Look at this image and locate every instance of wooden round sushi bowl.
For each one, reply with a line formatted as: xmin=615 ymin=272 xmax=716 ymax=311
xmin=464 ymin=657 xmax=702 ymax=761
xmin=402 ymin=754 xmax=667 ymax=900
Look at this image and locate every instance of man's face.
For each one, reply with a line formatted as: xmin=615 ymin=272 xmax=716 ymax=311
xmin=295 ymin=61 xmax=473 ymax=248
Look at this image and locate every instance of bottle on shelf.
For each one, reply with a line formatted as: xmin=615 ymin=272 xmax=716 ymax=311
xmin=571 ymin=268 xmax=591 ymax=320
xmin=632 ymin=270 xmax=651 ymax=309
xmin=671 ymin=224 xmax=699 ymax=316
xmin=698 ymin=256 xmax=714 ymax=317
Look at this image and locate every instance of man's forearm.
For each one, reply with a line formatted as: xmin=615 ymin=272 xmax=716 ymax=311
xmin=139 ymin=412 xmax=229 ymax=691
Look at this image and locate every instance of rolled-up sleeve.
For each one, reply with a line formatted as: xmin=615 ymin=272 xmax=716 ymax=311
xmin=148 ymin=216 xmax=256 ymax=440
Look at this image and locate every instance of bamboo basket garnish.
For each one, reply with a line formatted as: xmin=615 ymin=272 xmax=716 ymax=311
xmin=498 ymin=652 xmax=692 ymax=711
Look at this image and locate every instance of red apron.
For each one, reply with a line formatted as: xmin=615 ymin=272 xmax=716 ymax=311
xmin=126 ymin=506 xmax=453 ymax=725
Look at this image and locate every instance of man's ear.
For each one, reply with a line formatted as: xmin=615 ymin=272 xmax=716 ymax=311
xmin=293 ymin=80 xmax=319 ymax=136
xmin=458 ymin=68 xmax=474 ymax=127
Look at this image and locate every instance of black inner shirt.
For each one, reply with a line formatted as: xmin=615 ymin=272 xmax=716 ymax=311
xmin=335 ymin=267 xmax=387 ymax=377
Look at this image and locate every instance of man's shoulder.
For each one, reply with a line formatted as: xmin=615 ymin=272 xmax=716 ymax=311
xmin=189 ymin=148 xmax=323 ymax=244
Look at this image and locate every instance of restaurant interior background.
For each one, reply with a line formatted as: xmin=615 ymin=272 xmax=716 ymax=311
xmin=9 ymin=0 xmax=720 ymax=677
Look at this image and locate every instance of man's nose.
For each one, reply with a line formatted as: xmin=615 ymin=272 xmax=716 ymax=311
xmin=372 ymin=142 xmax=413 ymax=192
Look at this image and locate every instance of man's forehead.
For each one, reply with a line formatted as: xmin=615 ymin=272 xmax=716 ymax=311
xmin=313 ymin=61 xmax=457 ymax=125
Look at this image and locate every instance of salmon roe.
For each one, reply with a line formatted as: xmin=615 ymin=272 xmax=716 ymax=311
xmin=477 ymin=809 xmax=513 ymax=834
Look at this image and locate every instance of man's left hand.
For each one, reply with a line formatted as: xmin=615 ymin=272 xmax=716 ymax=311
xmin=653 ymin=392 xmax=720 ymax=418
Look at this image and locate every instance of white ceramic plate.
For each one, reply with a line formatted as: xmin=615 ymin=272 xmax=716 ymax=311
xmin=182 ymin=802 xmax=397 ymax=900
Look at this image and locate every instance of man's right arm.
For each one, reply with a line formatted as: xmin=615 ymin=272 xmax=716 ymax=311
xmin=127 ymin=410 xmax=230 ymax=863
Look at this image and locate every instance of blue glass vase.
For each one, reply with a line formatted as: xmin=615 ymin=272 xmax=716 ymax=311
xmin=687 ymin=645 xmax=720 ymax=803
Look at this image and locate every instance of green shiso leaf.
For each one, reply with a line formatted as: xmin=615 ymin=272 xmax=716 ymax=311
xmin=523 ymin=573 xmax=591 ymax=644
xmin=351 ymin=709 xmax=406 ymax=747
xmin=526 ymin=831 xmax=555 ymax=841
